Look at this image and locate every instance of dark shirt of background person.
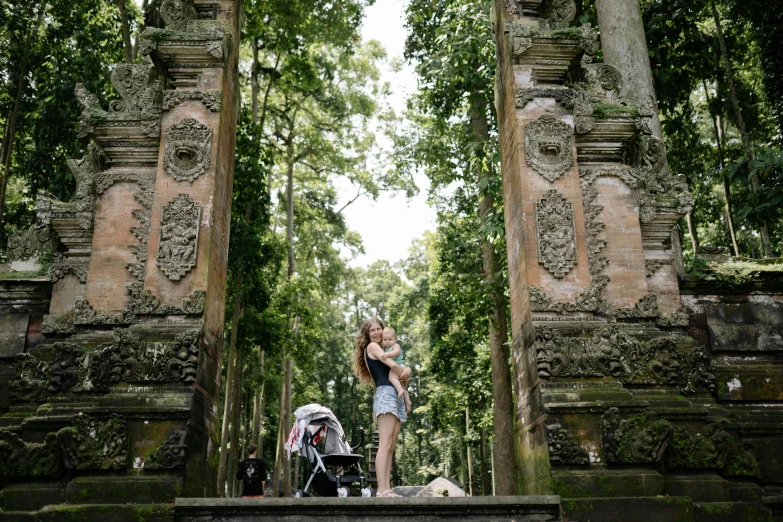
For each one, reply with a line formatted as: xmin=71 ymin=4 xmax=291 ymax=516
xmin=236 ymin=444 xmax=267 ymax=498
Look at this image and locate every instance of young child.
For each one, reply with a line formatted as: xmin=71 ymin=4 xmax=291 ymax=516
xmin=380 ymin=326 xmax=412 ymax=413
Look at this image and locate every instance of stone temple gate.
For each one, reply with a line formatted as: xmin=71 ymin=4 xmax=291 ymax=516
xmin=1 ymin=0 xmax=782 ymax=521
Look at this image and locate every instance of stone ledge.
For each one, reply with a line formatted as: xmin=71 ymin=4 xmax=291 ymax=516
xmin=174 ymin=496 xmax=563 ymax=521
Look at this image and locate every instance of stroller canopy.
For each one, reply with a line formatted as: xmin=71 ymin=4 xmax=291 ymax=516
xmin=285 ymin=404 xmax=353 ymax=460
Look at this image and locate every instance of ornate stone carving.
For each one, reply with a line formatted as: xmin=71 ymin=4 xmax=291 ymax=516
xmin=0 ymin=432 xmax=61 ymax=478
xmin=6 ymin=224 xmax=56 ymax=270
xmin=181 ymin=289 xmax=207 ymax=315
xmin=159 ymin=0 xmax=197 ymax=30
xmin=140 ymin=23 xmax=227 ymax=61
xmin=539 ymin=0 xmax=576 ymax=30
xmin=146 ymin=429 xmax=188 ymax=469
xmin=163 ymin=119 xmax=213 ymax=182
xmin=58 ymin=414 xmax=128 ymax=470
xmin=507 ymin=21 xmax=533 ymax=55
xmin=536 ymin=190 xmax=577 ymax=278
xmin=49 ymin=343 xmax=86 ymax=393
xmin=49 ymin=255 xmax=89 ymax=283
xmin=613 ymin=294 xmax=659 ymax=320
xmin=602 ymin=408 xmax=673 ymax=464
xmin=109 ymin=63 xmax=163 ymax=116
xmin=535 ymin=326 xmax=716 ymax=393
xmin=156 ymin=194 xmax=201 ymax=281
xmin=11 ymin=354 xmax=49 ymax=402
xmin=638 ymin=135 xmax=693 ymax=223
xmin=581 ymin=177 xmax=608 ymax=277
xmin=645 ymin=259 xmax=670 ymax=277
xmin=514 ymin=88 xmax=574 ymax=110
xmin=13 ymin=329 xmax=202 ymax=396
xmin=75 ymin=83 xmax=107 ymax=138
xmin=73 ymin=300 xmax=129 ymax=326
xmin=530 ymin=278 xmax=610 ymax=315
xmin=162 ymin=90 xmax=222 ymax=112
xmin=525 ymin=115 xmax=574 ymax=182
xmin=658 ymin=309 xmax=690 ymax=328
xmin=547 ymin=424 xmax=589 ymax=465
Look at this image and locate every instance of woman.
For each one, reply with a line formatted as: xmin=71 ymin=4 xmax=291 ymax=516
xmin=354 ymin=317 xmax=411 ymax=497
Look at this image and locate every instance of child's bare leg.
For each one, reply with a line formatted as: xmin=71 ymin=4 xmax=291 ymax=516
xmin=388 ymin=369 xmax=405 ymax=399
xmin=401 ymin=378 xmax=412 ymax=412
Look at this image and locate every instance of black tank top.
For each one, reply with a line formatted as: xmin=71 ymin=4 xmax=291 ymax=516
xmin=365 ymin=347 xmax=391 ymax=388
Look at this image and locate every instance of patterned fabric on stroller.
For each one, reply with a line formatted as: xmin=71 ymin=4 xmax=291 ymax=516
xmin=285 ymin=404 xmax=371 ymax=497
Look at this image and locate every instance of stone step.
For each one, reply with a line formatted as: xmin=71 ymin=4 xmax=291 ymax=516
xmin=693 ymin=502 xmax=772 ymax=522
xmin=174 ymin=496 xmax=563 ymax=522
xmin=0 ymin=503 xmax=173 ymax=522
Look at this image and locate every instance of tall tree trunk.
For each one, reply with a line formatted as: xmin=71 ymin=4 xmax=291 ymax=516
xmin=251 ymin=349 xmax=266 ymax=453
xmin=227 ymin=349 xmax=245 ymax=497
xmin=703 ymin=80 xmax=740 ymax=256
xmin=595 ymin=0 xmax=686 ymax=271
xmin=282 ymin=355 xmax=293 ymax=496
xmin=711 ymin=1 xmax=772 ymax=257
xmin=286 ymin=144 xmax=295 ymax=279
xmin=480 ymin=428 xmax=490 ymax=496
xmin=251 ymin=39 xmax=260 ymax=124
xmin=465 ymin=407 xmax=474 ymax=496
xmin=216 ymin=272 xmax=244 ymax=496
xmin=272 ymin=360 xmax=287 ymax=497
xmin=116 ymin=0 xmax=134 ymax=63
xmin=471 ymin=103 xmax=516 ymax=495
xmin=0 ymin=8 xmax=44 ymax=232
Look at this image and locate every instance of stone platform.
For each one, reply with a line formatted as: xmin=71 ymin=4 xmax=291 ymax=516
xmin=173 ymin=496 xmax=563 ymax=522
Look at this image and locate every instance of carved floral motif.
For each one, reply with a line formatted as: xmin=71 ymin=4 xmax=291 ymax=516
xmin=163 ymin=118 xmax=213 ymax=182
xmin=525 ymin=115 xmax=574 ymax=182
xmin=11 ymin=354 xmax=49 ymax=402
xmin=536 ymin=190 xmax=577 ymax=279
xmin=6 ymin=225 xmax=56 ymax=267
xmin=57 ymin=414 xmax=127 ymax=470
xmin=146 ymin=429 xmax=188 ymax=469
xmin=157 ymin=194 xmax=201 ymax=281
xmin=547 ymin=424 xmax=589 ymax=465
xmin=602 ymin=408 xmax=673 ymax=464
xmin=162 ymin=90 xmax=221 ymax=112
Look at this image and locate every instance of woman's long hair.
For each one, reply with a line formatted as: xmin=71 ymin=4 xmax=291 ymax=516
xmin=354 ymin=317 xmax=385 ymax=383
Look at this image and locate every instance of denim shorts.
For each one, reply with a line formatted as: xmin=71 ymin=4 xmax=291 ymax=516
xmin=373 ymin=385 xmax=407 ymax=423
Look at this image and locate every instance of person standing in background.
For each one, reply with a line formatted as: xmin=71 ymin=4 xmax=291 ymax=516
xmin=237 ymin=444 xmax=267 ymax=498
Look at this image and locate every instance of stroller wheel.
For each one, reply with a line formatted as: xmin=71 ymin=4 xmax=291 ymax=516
xmin=337 ymin=486 xmax=349 ymax=498
xmin=361 ymin=487 xmax=373 ymax=498
xmin=293 ymin=490 xmax=302 ymax=498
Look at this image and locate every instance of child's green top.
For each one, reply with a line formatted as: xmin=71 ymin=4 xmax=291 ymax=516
xmin=383 ymin=343 xmax=404 ymax=366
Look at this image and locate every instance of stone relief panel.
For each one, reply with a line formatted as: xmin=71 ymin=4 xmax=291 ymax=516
xmin=12 ymin=329 xmax=201 ymax=398
xmin=601 ymin=408 xmax=760 ymax=476
xmin=156 ymin=194 xmax=201 ymax=281
xmin=0 ymin=414 xmax=129 ymax=478
xmin=164 ymin=118 xmax=213 ymax=183
xmin=535 ymin=326 xmax=716 ymax=393
xmin=536 ymin=190 xmax=577 ymax=279
xmin=525 ymin=115 xmax=574 ymax=183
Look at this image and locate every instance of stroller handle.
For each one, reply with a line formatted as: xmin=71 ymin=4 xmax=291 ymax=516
xmin=350 ymin=427 xmax=365 ymax=451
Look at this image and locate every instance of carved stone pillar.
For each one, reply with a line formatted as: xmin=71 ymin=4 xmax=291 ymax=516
xmin=490 ymin=3 xmax=758 ymax=518
xmin=0 ymin=0 xmax=240 ymax=513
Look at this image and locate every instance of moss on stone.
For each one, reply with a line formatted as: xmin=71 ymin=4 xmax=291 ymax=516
xmin=592 ymin=102 xmax=640 ymax=118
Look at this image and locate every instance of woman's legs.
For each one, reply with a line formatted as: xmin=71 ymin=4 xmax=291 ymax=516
xmin=376 ymin=413 xmax=400 ymax=493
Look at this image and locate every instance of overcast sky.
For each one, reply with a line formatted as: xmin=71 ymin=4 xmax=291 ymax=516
xmin=337 ymin=0 xmax=436 ymax=268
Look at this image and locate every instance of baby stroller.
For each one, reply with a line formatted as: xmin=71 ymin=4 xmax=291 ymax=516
xmin=285 ymin=404 xmax=371 ymax=498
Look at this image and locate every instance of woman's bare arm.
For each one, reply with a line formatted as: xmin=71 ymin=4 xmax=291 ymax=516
xmin=367 ymin=343 xmax=410 ymax=379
